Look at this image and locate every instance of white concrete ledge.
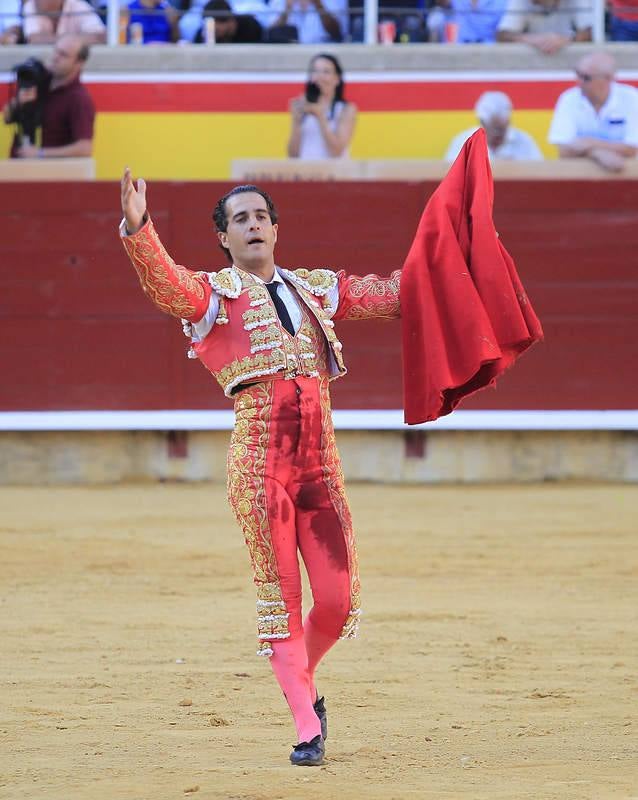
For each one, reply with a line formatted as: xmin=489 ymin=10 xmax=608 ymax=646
xmin=1 ymin=409 xmax=637 ymax=431
xmin=2 ymin=43 xmax=638 ymax=74
xmin=232 ymin=157 xmax=638 ymax=181
xmin=0 ymin=157 xmax=96 ymax=181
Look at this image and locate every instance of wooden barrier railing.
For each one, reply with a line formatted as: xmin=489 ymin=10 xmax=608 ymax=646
xmin=0 ymin=179 xmax=636 ymax=414
xmin=232 ymin=158 xmax=638 ymax=182
xmin=0 ymin=158 xmax=96 ymax=181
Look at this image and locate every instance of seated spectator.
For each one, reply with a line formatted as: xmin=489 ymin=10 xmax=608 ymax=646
xmin=179 ymin=0 xmax=271 ymax=40
xmin=288 ymin=52 xmax=357 ymax=158
xmin=425 ymin=2 xmax=452 ymax=41
xmin=178 ymin=0 xmax=206 ymax=39
xmin=445 ymin=91 xmax=543 ymax=161
xmin=2 ymin=34 xmax=95 ymax=159
xmin=269 ymin=0 xmax=346 ymax=43
xmin=127 ymin=0 xmax=178 ymax=42
xmin=548 ymin=52 xmax=638 ymax=172
xmin=453 ymin=0 xmax=506 ymax=41
xmin=496 ymin=0 xmax=591 ymax=54
xmin=22 ymin=0 xmax=106 ymax=43
xmin=193 ymin=0 xmax=262 ymax=41
xmin=232 ymin=0 xmax=274 ymax=26
xmin=0 ymin=0 xmax=22 ymax=43
xmin=350 ymin=0 xmax=427 ymax=42
xmin=608 ymin=0 xmax=638 ymax=41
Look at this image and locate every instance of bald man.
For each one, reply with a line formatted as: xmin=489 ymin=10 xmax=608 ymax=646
xmin=549 ymin=52 xmax=638 ymax=172
xmin=2 ymin=34 xmax=95 ymax=160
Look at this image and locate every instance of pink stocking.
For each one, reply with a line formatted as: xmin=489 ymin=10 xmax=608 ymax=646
xmin=269 ymin=637 xmax=322 ymax=743
xmin=303 ymin=611 xmax=340 ymax=700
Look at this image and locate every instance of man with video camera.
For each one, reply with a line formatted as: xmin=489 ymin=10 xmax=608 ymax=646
xmin=2 ymin=34 xmax=95 ymax=160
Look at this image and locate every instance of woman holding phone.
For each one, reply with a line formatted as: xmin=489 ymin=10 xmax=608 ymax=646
xmin=287 ymin=53 xmax=357 ymax=159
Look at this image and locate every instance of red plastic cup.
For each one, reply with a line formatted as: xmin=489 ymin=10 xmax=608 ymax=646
xmin=444 ymin=21 xmax=459 ymax=43
xmin=378 ymin=21 xmax=397 ymax=44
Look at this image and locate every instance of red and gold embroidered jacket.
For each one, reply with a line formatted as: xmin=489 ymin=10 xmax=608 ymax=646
xmin=121 ymin=218 xmax=401 ymax=397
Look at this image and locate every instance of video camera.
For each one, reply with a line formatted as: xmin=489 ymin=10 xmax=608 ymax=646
xmin=11 ymin=57 xmax=50 ymax=145
xmin=15 ymin=57 xmax=50 ymax=92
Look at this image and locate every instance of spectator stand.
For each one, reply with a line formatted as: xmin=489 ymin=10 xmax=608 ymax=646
xmin=96 ymin=0 xmax=607 ymax=43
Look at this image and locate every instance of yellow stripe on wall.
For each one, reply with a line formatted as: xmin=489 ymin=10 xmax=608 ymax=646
xmin=514 ymin=111 xmax=559 ymax=159
xmin=0 ymin=110 xmax=559 ymax=180
xmin=95 ymin=112 xmax=290 ymax=179
xmin=0 ymin=126 xmax=12 ymax=159
xmin=352 ymin=110 xmax=558 ymax=160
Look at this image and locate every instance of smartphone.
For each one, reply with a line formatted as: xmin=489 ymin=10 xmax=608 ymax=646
xmin=305 ymin=81 xmax=320 ymax=103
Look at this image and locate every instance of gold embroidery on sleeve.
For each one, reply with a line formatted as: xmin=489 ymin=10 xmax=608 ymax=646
xmin=342 ymin=270 xmax=402 ymax=321
xmin=124 ymin=220 xmax=205 ymax=318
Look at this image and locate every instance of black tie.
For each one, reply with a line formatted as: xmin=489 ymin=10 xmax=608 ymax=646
xmin=265 ymin=281 xmax=295 ymax=336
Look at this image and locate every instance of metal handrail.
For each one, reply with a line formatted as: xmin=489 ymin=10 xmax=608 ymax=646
xmin=94 ymin=0 xmax=605 ymax=47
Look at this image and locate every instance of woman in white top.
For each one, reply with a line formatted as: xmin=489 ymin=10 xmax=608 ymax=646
xmin=287 ymin=53 xmax=357 ymax=159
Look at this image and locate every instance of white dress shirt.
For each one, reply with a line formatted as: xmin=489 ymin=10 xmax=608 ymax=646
xmin=548 ymin=82 xmax=638 ymax=146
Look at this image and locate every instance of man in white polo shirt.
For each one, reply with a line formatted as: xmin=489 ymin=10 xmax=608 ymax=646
xmin=548 ymin=52 xmax=638 ymax=172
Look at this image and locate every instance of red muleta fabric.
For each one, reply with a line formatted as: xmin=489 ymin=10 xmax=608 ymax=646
xmin=400 ymin=128 xmax=544 ymax=425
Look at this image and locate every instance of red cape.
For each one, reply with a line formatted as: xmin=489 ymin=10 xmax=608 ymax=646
xmin=400 ymin=129 xmax=544 ymax=424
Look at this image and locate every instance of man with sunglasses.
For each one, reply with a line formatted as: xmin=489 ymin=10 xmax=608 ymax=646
xmin=548 ymin=51 xmax=638 ymax=172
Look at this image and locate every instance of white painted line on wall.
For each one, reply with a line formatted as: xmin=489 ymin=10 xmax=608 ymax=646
xmin=2 ymin=71 xmax=638 ymax=85
xmin=0 ymin=410 xmax=636 ymax=431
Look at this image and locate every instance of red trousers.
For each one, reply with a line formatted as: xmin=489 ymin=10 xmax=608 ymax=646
xmin=228 ymin=375 xmax=360 ymax=653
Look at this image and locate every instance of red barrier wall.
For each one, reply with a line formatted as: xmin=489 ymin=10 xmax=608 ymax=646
xmin=1 ymin=180 xmax=636 ymax=411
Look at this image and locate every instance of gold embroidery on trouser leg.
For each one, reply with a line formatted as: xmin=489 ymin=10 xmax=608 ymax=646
xmin=317 ymin=377 xmax=361 ymax=639
xmin=227 ymin=383 xmax=290 ymax=655
xmin=256 ymin=581 xmax=290 ymax=643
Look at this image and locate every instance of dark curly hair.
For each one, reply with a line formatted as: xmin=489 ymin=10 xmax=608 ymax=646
xmin=212 ymin=185 xmax=278 ymax=262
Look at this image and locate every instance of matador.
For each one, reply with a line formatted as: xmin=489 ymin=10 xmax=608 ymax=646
xmin=120 ymin=172 xmax=402 ymax=767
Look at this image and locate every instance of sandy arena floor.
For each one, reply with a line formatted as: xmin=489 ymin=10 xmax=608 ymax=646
xmin=1 ymin=482 xmax=636 ymax=800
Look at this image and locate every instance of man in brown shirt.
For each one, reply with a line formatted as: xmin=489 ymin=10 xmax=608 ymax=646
xmin=3 ymin=34 xmax=95 ymax=159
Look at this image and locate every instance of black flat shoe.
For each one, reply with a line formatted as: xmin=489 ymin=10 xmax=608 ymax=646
xmin=313 ymin=695 xmax=328 ymax=740
xmin=289 ymin=734 xmax=325 ymax=766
